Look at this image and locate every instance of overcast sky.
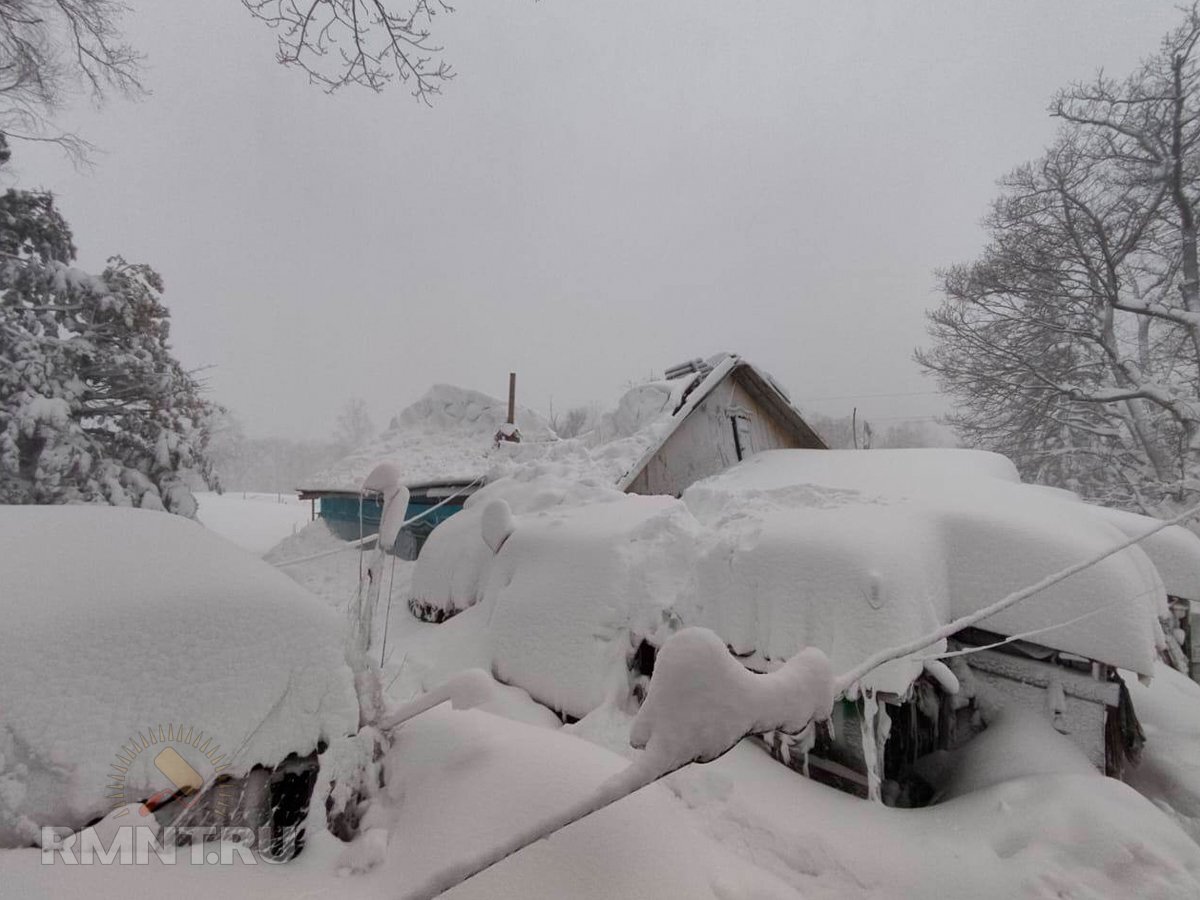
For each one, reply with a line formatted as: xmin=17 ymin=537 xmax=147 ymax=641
xmin=8 ymin=1 xmax=1189 ymax=439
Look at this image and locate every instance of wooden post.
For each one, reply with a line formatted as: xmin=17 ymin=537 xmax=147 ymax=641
xmin=507 ymin=372 xmax=517 ymax=424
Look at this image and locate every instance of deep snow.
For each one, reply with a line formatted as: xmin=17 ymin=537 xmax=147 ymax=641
xmin=6 ymin=462 xmax=1200 ymax=897
xmin=0 ymin=506 xmax=358 ymax=846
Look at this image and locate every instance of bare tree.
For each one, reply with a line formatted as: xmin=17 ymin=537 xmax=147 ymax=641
xmin=920 ymin=6 xmax=1200 ymax=514
xmin=0 ymin=0 xmax=142 ymax=161
xmin=241 ymin=0 xmax=455 ymax=103
xmin=334 ymin=396 xmax=376 ymax=453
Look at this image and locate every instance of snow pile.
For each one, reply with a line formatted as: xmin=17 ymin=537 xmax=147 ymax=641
xmin=1124 ymin=662 xmax=1200 ymax=842
xmin=0 ymin=506 xmax=358 ymax=846
xmin=297 ymin=384 xmax=557 ymax=494
xmin=921 ymin=706 xmax=1096 ymax=801
xmin=660 ymin=735 xmax=1200 ymax=899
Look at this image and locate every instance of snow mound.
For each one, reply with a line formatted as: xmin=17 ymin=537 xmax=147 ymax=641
xmin=0 ymin=506 xmax=358 ymax=846
xmin=1124 ymin=662 xmax=1200 ymax=842
xmin=297 ymin=384 xmax=557 ymax=493
xmin=377 ymin=707 xmax=796 ymax=900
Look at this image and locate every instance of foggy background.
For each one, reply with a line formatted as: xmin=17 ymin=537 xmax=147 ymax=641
xmin=6 ymin=1 xmax=1184 ymax=450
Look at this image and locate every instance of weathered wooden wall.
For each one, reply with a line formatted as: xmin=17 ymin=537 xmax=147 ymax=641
xmin=626 ymin=372 xmax=805 ymax=496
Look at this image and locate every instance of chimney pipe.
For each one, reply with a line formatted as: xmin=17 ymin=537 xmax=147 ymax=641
xmin=507 ymin=372 xmax=516 ymax=425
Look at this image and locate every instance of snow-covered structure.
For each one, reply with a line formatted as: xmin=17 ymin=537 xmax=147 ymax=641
xmin=298 ymin=353 xmax=825 ymax=560
xmin=297 ymin=385 xmax=555 ymax=556
xmin=0 ymin=506 xmax=358 ymax=849
xmin=408 ymin=448 xmax=1200 ymax=804
xmin=603 ymin=353 xmax=827 ymax=495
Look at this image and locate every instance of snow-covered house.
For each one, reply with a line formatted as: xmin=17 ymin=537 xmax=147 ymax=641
xmin=407 ymin=448 xmax=1200 ymax=805
xmin=297 ymin=386 xmax=555 ymax=557
xmin=298 ymin=353 xmax=824 ymax=559
xmin=607 ymin=353 xmax=827 ymax=496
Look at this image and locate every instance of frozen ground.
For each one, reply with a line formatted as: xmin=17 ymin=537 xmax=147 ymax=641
xmin=195 ymin=490 xmax=313 ymax=555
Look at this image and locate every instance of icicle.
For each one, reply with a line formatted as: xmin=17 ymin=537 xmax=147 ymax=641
xmin=1046 ymin=677 xmax=1068 ymax=733
xmin=876 ymin=700 xmax=892 ymax=782
xmin=860 ymin=688 xmax=881 ymax=803
xmin=796 ymin=722 xmax=816 ymax=779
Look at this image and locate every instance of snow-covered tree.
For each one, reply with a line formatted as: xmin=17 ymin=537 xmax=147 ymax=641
xmin=919 ymin=7 xmax=1200 ymax=514
xmin=0 ymin=138 xmax=217 ymax=515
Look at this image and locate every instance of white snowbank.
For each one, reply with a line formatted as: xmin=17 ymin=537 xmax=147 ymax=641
xmin=297 ymin=385 xmax=556 ymax=494
xmin=924 ymin=706 xmax=1096 ymax=800
xmin=1124 ymin=662 xmax=1200 ymax=842
xmin=662 ymin=736 xmax=1200 ymax=899
xmin=0 ymin=506 xmax=358 ymax=845
xmin=0 ymin=708 xmax=799 ymax=899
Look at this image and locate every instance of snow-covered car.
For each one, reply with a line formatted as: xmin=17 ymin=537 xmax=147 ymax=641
xmin=0 ymin=506 xmax=358 ymax=852
xmin=407 ymin=448 xmax=1200 ymax=803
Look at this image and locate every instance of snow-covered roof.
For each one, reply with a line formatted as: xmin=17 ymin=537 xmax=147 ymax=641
xmin=299 ymin=355 xmax=820 ymax=499
xmin=0 ymin=505 xmax=358 ymax=843
xmin=297 ymin=384 xmax=556 ymax=494
xmin=477 ymin=352 xmax=825 ymax=493
xmin=603 ymin=352 xmax=825 ymax=490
